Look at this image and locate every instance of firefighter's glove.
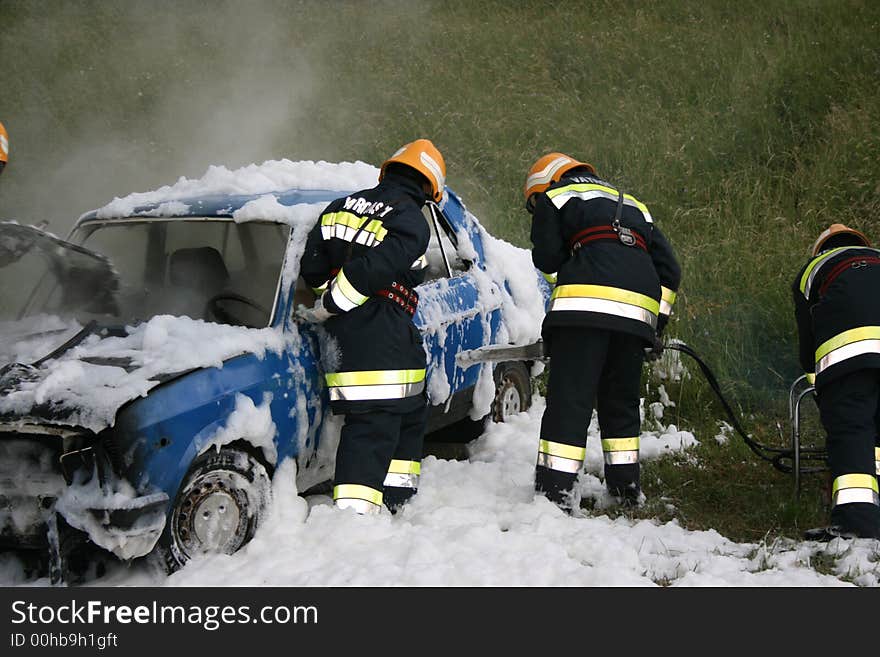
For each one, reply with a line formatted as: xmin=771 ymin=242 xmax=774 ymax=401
xmin=295 ymin=297 xmax=334 ymax=324
xmin=644 ymin=335 xmax=664 ymax=362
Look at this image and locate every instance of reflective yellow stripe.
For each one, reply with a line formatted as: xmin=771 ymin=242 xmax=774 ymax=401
xmin=322 ymin=211 xmax=368 ymax=230
xmin=546 ymin=182 xmax=617 ymax=200
xmin=331 ymin=269 xmax=369 ymax=311
xmin=325 ymin=368 xmax=426 ymax=387
xmin=546 ymin=183 xmax=653 ymax=222
xmin=875 ymin=447 xmax=880 ymax=475
xmin=538 ymin=439 xmax=586 ymax=461
xmin=832 ymin=473 xmax=879 ymax=495
xmin=321 ymin=211 xmax=388 ymax=244
xmin=601 ymin=437 xmax=640 ymax=452
xmin=542 ymin=271 xmax=558 ymax=285
xmin=798 ymin=247 xmax=878 ymax=297
xmin=311 ymin=281 xmax=329 ymax=295
xmin=388 ymin=459 xmax=421 ymax=475
xmin=805 ymin=372 xmax=816 ymax=385
xmin=550 ymin=284 xmax=660 ymax=315
xmin=659 ymin=287 xmax=675 ymax=316
xmin=799 ymin=248 xmax=841 ymax=295
xmin=815 ymin=326 xmax=880 ymax=362
xmin=333 ymin=484 xmax=383 ymax=506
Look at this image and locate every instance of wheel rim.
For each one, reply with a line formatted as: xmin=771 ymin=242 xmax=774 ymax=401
xmin=497 ymin=378 xmax=522 ymax=421
xmin=173 ymin=471 xmax=249 ymax=558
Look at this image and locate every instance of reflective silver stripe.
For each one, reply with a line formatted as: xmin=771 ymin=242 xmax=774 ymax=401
xmin=659 ymin=286 xmax=676 ymax=316
xmin=335 ymin=498 xmax=382 ymax=514
xmin=548 ymin=296 xmax=657 ymax=329
xmin=832 ymin=488 xmax=880 ymax=507
xmin=420 ymin=151 xmax=445 ymax=191
xmin=831 ymin=473 xmax=879 ymax=507
xmin=383 ymin=472 xmax=420 ymax=489
xmin=526 ymin=156 xmax=575 ymax=191
xmin=875 ymin=447 xmax=880 ymax=476
xmin=383 ymin=458 xmax=421 ymax=489
xmin=329 ymin=379 xmax=426 ymax=402
xmin=537 ymin=440 xmax=585 ymax=473
xmin=536 ymin=452 xmax=583 ymax=474
xmin=411 ymin=254 xmax=428 ymax=270
xmin=816 ymin=339 xmax=880 ymax=375
xmin=602 ymin=437 xmax=639 ymax=465
xmin=329 ymin=270 xmax=369 ymax=312
xmin=604 ymin=450 xmax=639 ymax=465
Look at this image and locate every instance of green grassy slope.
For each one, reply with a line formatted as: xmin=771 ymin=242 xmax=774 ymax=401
xmin=2 ymin=0 xmax=879 ymax=540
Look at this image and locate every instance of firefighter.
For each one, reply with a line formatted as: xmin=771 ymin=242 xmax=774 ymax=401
xmin=525 ymin=153 xmax=681 ymax=510
xmin=0 ymin=121 xmax=8 ymax=177
xmin=298 ymin=139 xmax=444 ymax=514
xmin=794 ymin=224 xmax=880 ymax=540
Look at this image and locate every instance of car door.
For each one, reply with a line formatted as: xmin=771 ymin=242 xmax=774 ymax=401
xmin=414 ymin=194 xmax=504 ymax=428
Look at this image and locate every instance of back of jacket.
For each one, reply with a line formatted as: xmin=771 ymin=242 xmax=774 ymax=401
xmin=792 ymin=246 xmax=880 ymax=387
xmin=530 ymin=173 xmax=681 ymax=343
xmin=300 ymin=173 xmax=431 ymax=413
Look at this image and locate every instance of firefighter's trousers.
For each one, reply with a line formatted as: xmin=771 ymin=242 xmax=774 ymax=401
xmin=333 ymin=398 xmax=428 ymax=514
xmin=536 ymin=326 xmax=644 ymax=508
xmin=817 ymin=368 xmax=880 ymax=538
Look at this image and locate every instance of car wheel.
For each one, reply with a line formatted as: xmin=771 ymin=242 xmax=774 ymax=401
xmin=158 ymin=447 xmax=271 ymax=573
xmin=491 ymin=362 xmax=532 ymax=423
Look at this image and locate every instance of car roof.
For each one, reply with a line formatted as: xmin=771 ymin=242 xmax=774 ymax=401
xmin=75 ymin=188 xmax=351 ymax=228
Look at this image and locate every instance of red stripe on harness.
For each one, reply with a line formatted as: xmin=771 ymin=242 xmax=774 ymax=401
xmin=568 ymin=225 xmax=647 ymax=252
xmin=818 ymin=256 xmax=880 ymax=297
xmin=376 ymin=281 xmax=419 ymax=317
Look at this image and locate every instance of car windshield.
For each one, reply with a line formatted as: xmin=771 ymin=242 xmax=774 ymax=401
xmin=14 ymin=218 xmax=290 ymax=329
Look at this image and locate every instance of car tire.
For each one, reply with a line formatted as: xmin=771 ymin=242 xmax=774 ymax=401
xmin=157 ymin=447 xmax=271 ymax=574
xmin=491 ymin=362 xmax=532 ymax=423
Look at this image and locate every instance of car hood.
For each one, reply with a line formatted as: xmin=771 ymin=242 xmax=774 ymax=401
xmin=0 ymin=314 xmax=289 ymax=433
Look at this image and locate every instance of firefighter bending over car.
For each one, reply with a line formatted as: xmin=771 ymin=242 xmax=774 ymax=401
xmin=793 ymin=224 xmax=880 ymax=540
xmin=298 ymin=139 xmax=444 ymax=514
xmin=525 ymin=153 xmax=681 ymax=510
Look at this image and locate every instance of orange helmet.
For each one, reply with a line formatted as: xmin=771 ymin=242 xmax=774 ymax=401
xmin=524 ymin=152 xmax=595 ymax=202
xmin=379 ymin=138 xmax=446 ymax=202
xmin=0 ymin=121 xmax=8 ymax=173
xmin=811 ymin=223 xmax=870 ymax=256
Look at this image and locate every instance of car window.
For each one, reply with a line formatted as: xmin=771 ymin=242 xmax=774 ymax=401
xmin=71 ymin=219 xmax=288 ymax=328
xmin=422 ymin=205 xmax=467 ymax=281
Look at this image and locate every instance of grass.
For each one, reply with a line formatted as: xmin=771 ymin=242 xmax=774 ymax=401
xmin=2 ymin=0 xmax=880 ymax=542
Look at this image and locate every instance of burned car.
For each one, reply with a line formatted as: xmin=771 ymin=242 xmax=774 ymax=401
xmin=0 ymin=160 xmax=548 ymax=579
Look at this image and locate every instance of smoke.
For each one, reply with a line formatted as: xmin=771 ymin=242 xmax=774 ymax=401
xmin=0 ymin=1 xmax=325 ymax=235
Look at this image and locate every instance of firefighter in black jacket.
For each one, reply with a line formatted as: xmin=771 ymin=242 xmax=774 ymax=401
xmin=793 ymin=223 xmax=880 ymax=540
xmin=525 ymin=152 xmax=681 ymax=510
xmin=298 ymin=139 xmax=444 ymax=514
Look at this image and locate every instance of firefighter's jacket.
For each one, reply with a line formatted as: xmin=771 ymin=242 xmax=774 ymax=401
xmin=300 ymin=172 xmax=430 ymax=413
xmin=530 ymin=173 xmax=681 ymax=344
xmin=792 ymin=245 xmax=880 ymax=388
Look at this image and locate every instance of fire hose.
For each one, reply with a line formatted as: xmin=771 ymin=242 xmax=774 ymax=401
xmin=456 ymin=339 xmax=828 ymax=476
xmin=662 ymin=341 xmax=826 ymax=475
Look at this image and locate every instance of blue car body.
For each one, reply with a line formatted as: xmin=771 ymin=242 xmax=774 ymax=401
xmin=0 ymin=181 xmax=549 ymax=563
